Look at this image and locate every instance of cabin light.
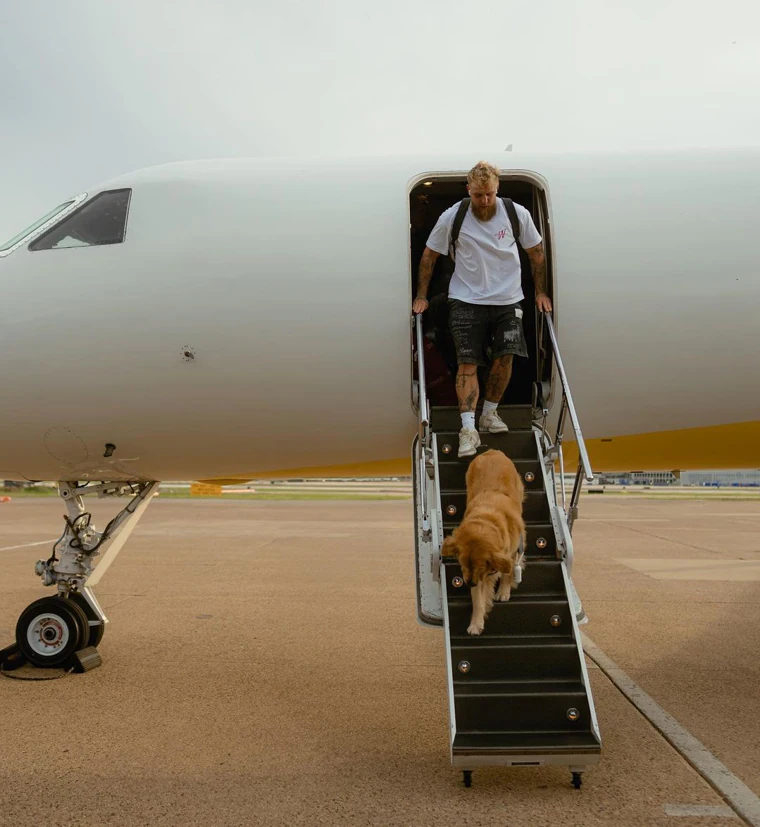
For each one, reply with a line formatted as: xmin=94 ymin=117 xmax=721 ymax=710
xmin=422 ymin=181 xmax=433 ymax=187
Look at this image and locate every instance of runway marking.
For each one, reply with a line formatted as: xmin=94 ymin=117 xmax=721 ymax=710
xmin=664 ymin=804 xmax=737 ymax=818
xmin=0 ymin=539 xmax=57 ymax=552
xmin=583 ymin=634 xmax=760 ymax=827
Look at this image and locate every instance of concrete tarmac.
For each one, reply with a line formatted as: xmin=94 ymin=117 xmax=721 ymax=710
xmin=1 ymin=496 xmax=758 ymax=826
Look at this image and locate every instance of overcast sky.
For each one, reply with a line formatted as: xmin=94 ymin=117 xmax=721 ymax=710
xmin=1 ymin=0 xmax=758 ymax=240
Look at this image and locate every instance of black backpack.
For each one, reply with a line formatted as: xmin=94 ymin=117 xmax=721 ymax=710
xmin=449 ymin=197 xmax=521 ymax=260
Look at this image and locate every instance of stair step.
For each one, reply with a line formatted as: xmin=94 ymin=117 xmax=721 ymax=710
xmin=431 ymin=405 xmax=534 ymax=432
xmin=438 ymin=459 xmax=543 ymax=492
xmin=435 ymin=431 xmax=537 ymax=463
xmin=448 ymin=634 xmax=575 ymax=647
xmin=454 ymin=680 xmax=585 ymax=696
xmin=454 ymin=689 xmax=591 ymax=731
xmin=443 ymin=559 xmax=565 ymax=596
xmin=452 ymin=731 xmax=600 ymax=755
xmin=446 ymin=599 xmax=572 ymax=638
xmin=450 ymin=642 xmax=582 ymax=682
xmin=449 ymin=592 xmax=567 ymax=605
xmin=444 ymin=523 xmax=557 ymax=558
xmin=441 ymin=490 xmax=549 ymax=524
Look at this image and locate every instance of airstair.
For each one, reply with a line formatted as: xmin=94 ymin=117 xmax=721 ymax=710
xmin=412 ymin=313 xmax=601 ymax=788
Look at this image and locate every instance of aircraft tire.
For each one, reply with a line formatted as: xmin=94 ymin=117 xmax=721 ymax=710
xmin=67 ymin=592 xmax=105 ymax=648
xmin=15 ymin=596 xmax=88 ymax=667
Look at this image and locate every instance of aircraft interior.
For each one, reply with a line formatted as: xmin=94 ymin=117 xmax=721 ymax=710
xmin=408 ymin=176 xmax=554 ymax=412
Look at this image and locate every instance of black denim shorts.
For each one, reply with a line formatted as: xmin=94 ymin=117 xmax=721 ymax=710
xmin=448 ymin=299 xmax=528 ymax=366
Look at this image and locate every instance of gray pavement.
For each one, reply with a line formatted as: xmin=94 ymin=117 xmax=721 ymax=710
xmin=1 ymin=496 xmax=758 ymax=826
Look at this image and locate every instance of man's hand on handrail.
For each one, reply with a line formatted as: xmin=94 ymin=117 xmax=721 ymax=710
xmin=536 ymin=293 xmax=552 ymax=313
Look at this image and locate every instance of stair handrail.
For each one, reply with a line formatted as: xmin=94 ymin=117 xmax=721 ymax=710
xmin=413 ymin=313 xmax=431 ymax=448
xmin=541 ymin=312 xmax=593 ymax=532
xmin=413 ymin=313 xmax=432 ymax=534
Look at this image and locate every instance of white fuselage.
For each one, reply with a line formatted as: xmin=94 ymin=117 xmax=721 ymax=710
xmin=1 ymin=150 xmax=759 ymax=481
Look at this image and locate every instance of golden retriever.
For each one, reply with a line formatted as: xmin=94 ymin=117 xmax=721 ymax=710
xmin=442 ymin=449 xmax=526 ymax=635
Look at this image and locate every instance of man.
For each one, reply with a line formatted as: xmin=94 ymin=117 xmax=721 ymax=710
xmin=412 ymin=161 xmax=552 ymax=458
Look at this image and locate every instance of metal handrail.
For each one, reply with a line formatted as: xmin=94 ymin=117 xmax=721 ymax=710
xmin=413 ymin=313 xmax=431 ymax=533
xmin=414 ymin=313 xmax=430 ymax=445
xmin=544 ymin=313 xmax=593 ymax=481
xmin=541 ymin=312 xmax=594 ymax=532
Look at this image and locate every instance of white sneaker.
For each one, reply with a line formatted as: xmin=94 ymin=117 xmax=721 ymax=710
xmin=458 ymin=428 xmax=481 ymax=458
xmin=479 ymin=410 xmax=509 ymax=433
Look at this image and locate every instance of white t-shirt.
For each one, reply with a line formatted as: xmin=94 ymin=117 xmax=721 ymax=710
xmin=426 ymin=200 xmax=542 ymax=305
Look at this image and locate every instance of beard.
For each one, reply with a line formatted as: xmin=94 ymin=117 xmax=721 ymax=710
xmin=472 ymin=202 xmax=497 ymax=222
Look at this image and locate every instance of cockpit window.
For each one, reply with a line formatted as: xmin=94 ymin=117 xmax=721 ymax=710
xmin=0 ymin=200 xmax=77 ymax=256
xmin=29 ymin=189 xmax=132 ymax=252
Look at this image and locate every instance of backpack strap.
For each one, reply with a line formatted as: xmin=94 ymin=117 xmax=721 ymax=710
xmin=503 ymin=198 xmax=521 ymax=247
xmin=450 ymin=197 xmax=521 ymax=259
xmin=449 ymin=198 xmax=470 ymax=260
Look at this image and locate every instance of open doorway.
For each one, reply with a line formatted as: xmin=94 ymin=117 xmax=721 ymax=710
xmin=410 ymin=173 xmax=554 ymax=412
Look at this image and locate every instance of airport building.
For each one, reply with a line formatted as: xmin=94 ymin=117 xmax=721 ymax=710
xmin=589 ymin=469 xmax=760 ymax=487
xmin=679 ymin=469 xmax=760 ymax=486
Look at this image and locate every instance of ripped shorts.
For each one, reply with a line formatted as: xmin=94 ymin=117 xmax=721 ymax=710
xmin=447 ymin=299 xmax=528 ymax=366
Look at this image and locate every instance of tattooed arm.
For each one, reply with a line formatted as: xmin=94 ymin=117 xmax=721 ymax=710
xmin=524 ymin=242 xmax=552 ymax=312
xmin=413 ymin=246 xmax=440 ymax=314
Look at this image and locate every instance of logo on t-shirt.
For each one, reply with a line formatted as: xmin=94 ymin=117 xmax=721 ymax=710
xmin=496 ymin=227 xmax=509 ymax=240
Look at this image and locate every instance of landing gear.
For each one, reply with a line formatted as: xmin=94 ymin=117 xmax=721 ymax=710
xmin=462 ymin=770 xmax=473 ymax=788
xmin=10 ymin=479 xmax=160 ymax=671
xmin=15 ymin=596 xmax=89 ymax=667
xmin=68 ymin=591 xmax=105 ymax=648
xmin=572 ymin=771 xmax=583 ymax=789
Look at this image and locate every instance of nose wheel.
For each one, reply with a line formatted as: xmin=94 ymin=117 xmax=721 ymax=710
xmin=15 ymin=596 xmax=90 ymax=667
xmin=67 ymin=591 xmax=105 ymax=648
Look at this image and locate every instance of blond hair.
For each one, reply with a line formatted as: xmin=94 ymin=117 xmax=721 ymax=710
xmin=467 ymin=161 xmax=501 ymax=188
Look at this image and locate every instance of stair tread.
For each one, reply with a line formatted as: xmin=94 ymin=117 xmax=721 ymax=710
xmin=452 ymin=731 xmax=601 ymax=753
xmin=447 ymin=593 xmax=566 ymax=604
xmin=443 ymin=521 xmax=553 ymax=529
xmin=450 ymin=633 xmax=575 ymax=644
xmin=441 ymin=488 xmax=546 ymax=497
xmin=450 ymin=637 xmax=577 ymax=649
xmin=443 ymin=558 xmax=560 ymax=568
xmin=454 ymin=680 xmax=587 ymax=696
xmin=433 ymin=404 xmax=533 ymax=411
xmin=431 ymin=405 xmax=535 ymax=433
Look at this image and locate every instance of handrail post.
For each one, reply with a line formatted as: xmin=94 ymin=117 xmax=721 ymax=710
xmin=568 ymin=459 xmax=584 ymax=532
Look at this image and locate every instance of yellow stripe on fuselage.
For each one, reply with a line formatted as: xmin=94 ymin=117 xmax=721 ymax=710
xmin=199 ymin=457 xmax=412 ymax=485
xmin=199 ymin=420 xmax=760 ymax=484
xmin=565 ymin=420 xmax=760 ymax=472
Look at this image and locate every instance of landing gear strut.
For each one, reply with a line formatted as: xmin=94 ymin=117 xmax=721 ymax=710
xmin=572 ymin=771 xmax=583 ymax=789
xmin=13 ymin=480 xmax=159 ymax=669
xmin=462 ymin=770 xmax=473 ymax=788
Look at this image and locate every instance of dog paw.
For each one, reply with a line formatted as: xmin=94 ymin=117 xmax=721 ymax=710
xmin=496 ymin=587 xmax=512 ymax=602
xmin=467 ymin=622 xmax=484 ymax=636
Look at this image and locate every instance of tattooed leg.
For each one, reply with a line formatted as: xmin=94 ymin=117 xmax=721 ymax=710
xmin=456 ymin=365 xmax=479 ymax=413
xmin=484 ymin=355 xmax=513 ymax=403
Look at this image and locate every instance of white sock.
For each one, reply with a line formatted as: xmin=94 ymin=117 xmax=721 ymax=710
xmin=482 ymin=400 xmax=499 ymax=416
xmin=461 ymin=412 xmax=475 ymax=431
